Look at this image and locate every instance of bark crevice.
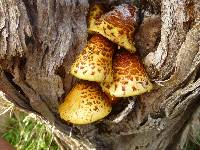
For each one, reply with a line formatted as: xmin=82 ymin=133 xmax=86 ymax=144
xmin=0 ymin=0 xmax=200 ymax=149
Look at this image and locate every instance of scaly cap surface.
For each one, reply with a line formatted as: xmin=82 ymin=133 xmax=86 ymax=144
xmin=59 ymin=82 xmax=112 ymax=124
xmin=101 ymin=50 xmax=153 ymax=97
xmin=88 ymin=4 xmax=105 ymax=34
xmin=88 ymin=4 xmax=138 ymax=53
xmin=70 ymin=34 xmax=115 ymax=82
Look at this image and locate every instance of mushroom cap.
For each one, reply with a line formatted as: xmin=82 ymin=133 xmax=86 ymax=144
xmin=88 ymin=4 xmax=105 ymax=34
xmin=88 ymin=4 xmax=138 ymax=53
xmin=105 ymin=92 xmax=119 ymax=104
xmin=101 ymin=50 xmax=153 ymax=97
xmin=58 ymin=81 xmax=112 ymax=124
xmin=70 ymin=34 xmax=115 ymax=82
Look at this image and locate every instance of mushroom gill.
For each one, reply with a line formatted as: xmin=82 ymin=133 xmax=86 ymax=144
xmin=101 ymin=50 xmax=153 ymax=97
xmin=88 ymin=4 xmax=138 ymax=53
xmin=70 ymin=34 xmax=115 ymax=82
xmin=58 ymin=81 xmax=112 ymax=124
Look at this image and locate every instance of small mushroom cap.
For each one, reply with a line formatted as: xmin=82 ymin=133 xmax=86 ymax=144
xmin=70 ymin=34 xmax=115 ymax=82
xmin=105 ymin=92 xmax=119 ymax=104
xmin=88 ymin=4 xmax=138 ymax=53
xmin=88 ymin=4 xmax=105 ymax=34
xmin=101 ymin=50 xmax=153 ymax=97
xmin=58 ymin=81 xmax=112 ymax=124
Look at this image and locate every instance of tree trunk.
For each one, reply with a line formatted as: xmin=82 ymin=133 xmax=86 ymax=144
xmin=0 ymin=0 xmax=199 ymax=149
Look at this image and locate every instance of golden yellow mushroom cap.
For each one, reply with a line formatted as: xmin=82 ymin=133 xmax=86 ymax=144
xmin=70 ymin=34 xmax=115 ymax=82
xmin=58 ymin=82 xmax=112 ymax=124
xmin=101 ymin=50 xmax=153 ymax=97
xmin=88 ymin=4 xmax=138 ymax=53
xmin=88 ymin=3 xmax=105 ymax=34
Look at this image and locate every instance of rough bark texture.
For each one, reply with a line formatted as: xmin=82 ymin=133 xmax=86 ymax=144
xmin=0 ymin=0 xmax=200 ymax=149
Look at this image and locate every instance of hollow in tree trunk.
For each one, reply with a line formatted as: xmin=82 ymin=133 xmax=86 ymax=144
xmin=0 ymin=0 xmax=200 ymax=149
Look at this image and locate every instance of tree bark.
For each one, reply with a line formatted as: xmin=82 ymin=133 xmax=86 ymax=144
xmin=0 ymin=0 xmax=199 ymax=149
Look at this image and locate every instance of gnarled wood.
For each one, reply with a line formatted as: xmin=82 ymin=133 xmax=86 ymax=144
xmin=0 ymin=0 xmax=200 ymax=149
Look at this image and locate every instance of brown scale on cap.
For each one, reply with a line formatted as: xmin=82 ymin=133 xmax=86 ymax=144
xmin=88 ymin=4 xmax=138 ymax=53
xmin=101 ymin=50 xmax=153 ymax=97
xmin=70 ymin=34 xmax=115 ymax=82
xmin=58 ymin=81 xmax=112 ymax=124
xmin=88 ymin=3 xmax=105 ymax=34
xmin=104 ymin=4 xmax=137 ymax=33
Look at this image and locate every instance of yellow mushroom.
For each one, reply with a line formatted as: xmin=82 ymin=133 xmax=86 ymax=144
xmin=58 ymin=81 xmax=112 ymax=124
xmin=88 ymin=4 xmax=138 ymax=53
xmin=105 ymin=93 xmax=119 ymax=104
xmin=88 ymin=3 xmax=105 ymax=34
xmin=70 ymin=34 xmax=115 ymax=82
xmin=101 ymin=50 xmax=153 ymax=97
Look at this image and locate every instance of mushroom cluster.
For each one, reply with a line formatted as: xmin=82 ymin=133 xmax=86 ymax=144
xmin=59 ymin=3 xmax=153 ymax=124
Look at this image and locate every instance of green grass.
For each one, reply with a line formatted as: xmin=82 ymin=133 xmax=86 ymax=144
xmin=183 ymin=133 xmax=200 ymax=150
xmin=1 ymin=111 xmax=60 ymax=150
xmin=184 ymin=140 xmax=199 ymax=150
